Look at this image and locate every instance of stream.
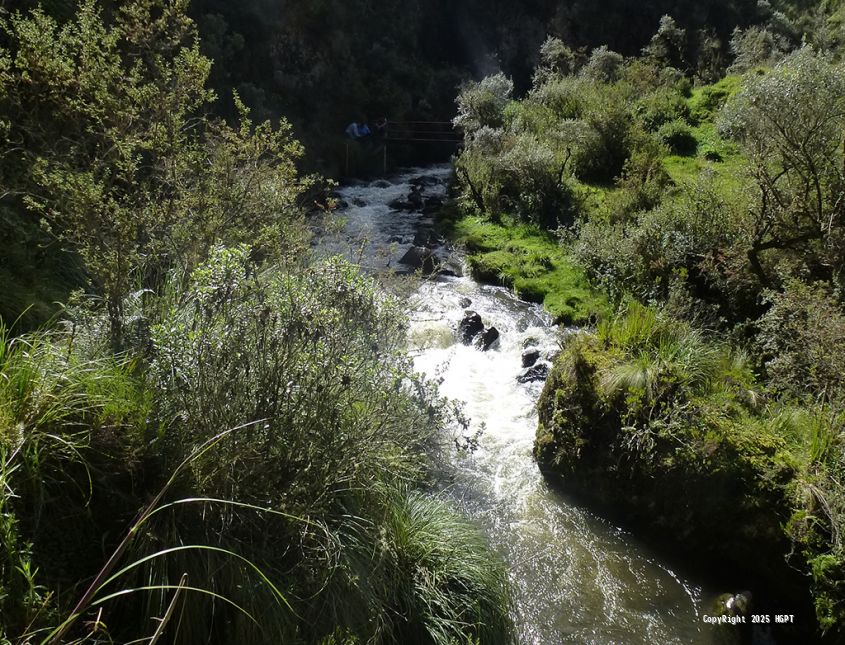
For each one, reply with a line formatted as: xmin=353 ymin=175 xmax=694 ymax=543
xmin=322 ymin=165 xmax=738 ymax=644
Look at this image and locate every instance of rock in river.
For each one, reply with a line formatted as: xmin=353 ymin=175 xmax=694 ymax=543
xmin=477 ymin=326 xmax=500 ymax=351
xmin=517 ymin=361 xmax=550 ymax=383
xmin=399 ymin=246 xmax=436 ymax=274
xmin=459 ymin=311 xmax=484 ymax=344
xmin=521 ymin=347 xmax=541 ymax=368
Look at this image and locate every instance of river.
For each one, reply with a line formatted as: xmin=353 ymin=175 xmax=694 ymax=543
xmin=323 ymin=165 xmax=739 ymax=644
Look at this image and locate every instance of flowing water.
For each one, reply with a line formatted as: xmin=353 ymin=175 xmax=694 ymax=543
xmin=324 ymin=166 xmax=739 ymax=644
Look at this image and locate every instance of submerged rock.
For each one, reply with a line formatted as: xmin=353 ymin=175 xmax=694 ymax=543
xmin=388 ymin=198 xmax=414 ymax=211
xmin=517 ymin=361 xmax=550 ymax=383
xmin=459 ymin=311 xmax=484 ymax=344
xmin=521 ymin=347 xmax=541 ymax=368
xmin=459 ymin=297 xmax=472 ymax=309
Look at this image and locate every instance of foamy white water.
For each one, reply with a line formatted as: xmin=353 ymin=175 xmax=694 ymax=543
xmin=325 ymin=166 xmax=735 ymax=644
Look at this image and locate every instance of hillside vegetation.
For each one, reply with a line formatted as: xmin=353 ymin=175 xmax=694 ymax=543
xmin=449 ymin=8 xmax=845 ymax=640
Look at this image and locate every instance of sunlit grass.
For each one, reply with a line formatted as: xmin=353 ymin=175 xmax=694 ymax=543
xmin=448 ymin=214 xmax=610 ymax=324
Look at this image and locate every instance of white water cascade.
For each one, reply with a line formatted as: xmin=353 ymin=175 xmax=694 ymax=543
xmin=324 ymin=166 xmax=735 ymax=645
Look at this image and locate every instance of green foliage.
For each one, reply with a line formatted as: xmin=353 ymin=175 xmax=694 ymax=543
xmin=577 ymin=176 xmax=756 ymax=318
xmin=718 ymin=48 xmax=845 ymax=289
xmin=455 ymin=126 xmax=581 ymax=228
xmin=656 ymin=118 xmax=697 ymax=155
xmin=580 ymin=46 xmax=625 ymax=83
xmin=150 ymin=248 xmax=444 ymax=513
xmin=757 ymin=281 xmax=845 ymax=404
xmin=336 ymin=487 xmax=514 ymax=645
xmin=454 ymin=73 xmax=514 ymax=135
xmin=0 ymin=323 xmax=149 ymax=639
xmin=533 ymin=35 xmax=582 ymax=84
xmin=0 ymin=0 xmax=314 ymax=346
xmin=642 ymin=15 xmax=689 ymax=70
xmin=634 ymin=87 xmax=690 ymax=131
xmin=0 ymin=248 xmax=516 ymax=643
xmin=688 ymin=74 xmax=741 ymax=123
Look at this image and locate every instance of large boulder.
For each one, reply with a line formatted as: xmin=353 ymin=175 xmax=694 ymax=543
xmin=477 ymin=326 xmax=500 ymax=351
xmin=521 ymin=347 xmax=541 ymax=368
xmin=459 ymin=311 xmax=484 ymax=344
xmin=413 ymin=228 xmax=438 ymax=247
xmin=399 ymin=246 xmax=436 ymax=274
xmin=407 ymin=186 xmax=424 ymax=209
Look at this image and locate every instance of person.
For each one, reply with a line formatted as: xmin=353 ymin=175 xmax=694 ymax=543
xmin=345 ymin=120 xmax=361 ymax=139
xmin=358 ymin=120 xmax=371 ymax=137
xmin=374 ymin=116 xmax=387 ymax=138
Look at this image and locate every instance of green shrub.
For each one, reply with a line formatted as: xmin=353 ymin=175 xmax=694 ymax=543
xmin=143 ymin=247 xmax=512 ymax=643
xmin=454 ymin=73 xmax=514 ymax=134
xmin=688 ymin=75 xmax=741 ymax=123
xmin=656 ymin=118 xmax=698 ymax=155
xmin=635 ymin=88 xmax=690 ymax=131
xmin=757 ymin=281 xmax=845 ymax=404
xmin=456 ymin=130 xmax=581 ymax=228
xmin=580 ymin=46 xmax=625 ymax=83
xmin=0 ymin=324 xmax=149 ymax=639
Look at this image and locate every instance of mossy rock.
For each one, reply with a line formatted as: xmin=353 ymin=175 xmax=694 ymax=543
xmin=534 ymin=330 xmax=816 ymax=635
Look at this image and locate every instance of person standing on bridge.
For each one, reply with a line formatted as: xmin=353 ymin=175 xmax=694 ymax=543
xmin=374 ymin=116 xmax=387 ymax=138
xmin=345 ymin=120 xmax=361 ymax=139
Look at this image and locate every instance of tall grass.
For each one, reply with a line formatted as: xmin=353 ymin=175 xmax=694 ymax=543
xmin=0 ymin=322 xmax=149 ymax=639
xmin=597 ymin=302 xmax=739 ymax=401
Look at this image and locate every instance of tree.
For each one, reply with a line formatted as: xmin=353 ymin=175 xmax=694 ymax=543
xmin=580 ymin=45 xmax=625 ymax=83
xmin=718 ymin=48 xmax=845 ymax=288
xmin=0 ymin=0 xmax=311 ymax=347
xmin=454 ymin=73 xmax=514 ymax=135
xmin=642 ymin=15 xmax=688 ymax=71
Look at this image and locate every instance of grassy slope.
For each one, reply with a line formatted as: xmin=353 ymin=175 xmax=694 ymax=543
xmin=441 ymin=212 xmax=610 ymax=325
xmin=533 ymin=76 xmax=845 ymax=637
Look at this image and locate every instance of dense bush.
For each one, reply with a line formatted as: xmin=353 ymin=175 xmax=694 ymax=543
xmin=757 ymin=281 xmax=845 ymax=404
xmin=634 ymin=88 xmax=690 ymax=131
xmin=718 ymin=48 xmax=845 ymax=290
xmin=456 ymin=127 xmax=581 ymax=228
xmin=577 ymin=178 xmax=758 ymax=321
xmin=454 ymin=73 xmax=514 ymax=134
xmin=656 ymin=118 xmax=697 ymax=154
xmin=580 ymin=45 xmax=625 ymax=83
xmin=0 ymin=0 xmax=315 ymax=347
xmin=0 ymin=249 xmax=516 ymax=644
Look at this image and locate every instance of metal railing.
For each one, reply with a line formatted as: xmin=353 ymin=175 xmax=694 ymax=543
xmin=344 ymin=120 xmax=463 ymax=175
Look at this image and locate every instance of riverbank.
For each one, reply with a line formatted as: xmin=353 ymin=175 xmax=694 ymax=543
xmin=436 ymin=205 xmax=610 ymax=325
